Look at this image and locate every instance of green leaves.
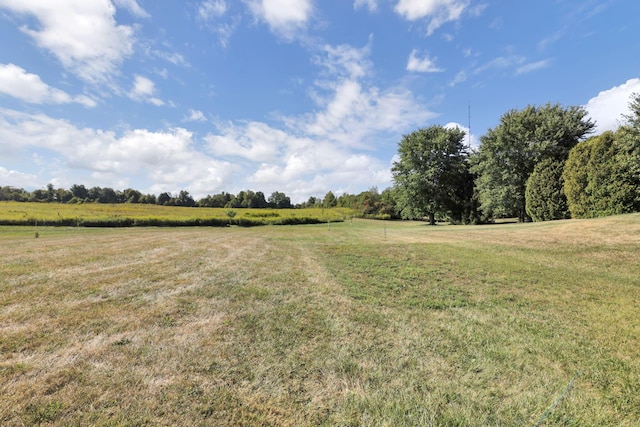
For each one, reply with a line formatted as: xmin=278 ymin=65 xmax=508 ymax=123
xmin=563 ymin=130 xmax=639 ymax=218
xmin=392 ymin=125 xmax=469 ymax=224
xmin=472 ymin=103 xmax=594 ymax=221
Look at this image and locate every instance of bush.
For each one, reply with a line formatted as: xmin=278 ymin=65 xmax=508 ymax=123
xmin=525 ymin=158 xmax=570 ymax=221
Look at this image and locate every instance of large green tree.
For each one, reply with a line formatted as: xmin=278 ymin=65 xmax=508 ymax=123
xmin=563 ymin=130 xmax=639 ymax=218
xmin=471 ymin=103 xmax=594 ymax=222
xmin=392 ymin=125 xmax=468 ymax=225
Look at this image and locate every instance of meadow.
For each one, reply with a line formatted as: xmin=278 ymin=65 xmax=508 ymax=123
xmin=0 ymin=201 xmax=353 ymax=226
xmin=1 ymin=214 xmax=639 ymax=425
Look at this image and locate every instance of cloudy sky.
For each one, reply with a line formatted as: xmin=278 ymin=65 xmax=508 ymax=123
xmin=1 ymin=0 xmax=639 ymax=202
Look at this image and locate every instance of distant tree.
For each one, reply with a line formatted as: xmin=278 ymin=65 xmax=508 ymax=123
xmin=123 ymin=188 xmax=142 ymax=203
xmin=472 ymin=103 xmax=594 ymax=221
xmin=268 ymin=191 xmax=292 ymax=209
xmin=70 ymin=184 xmax=88 ymax=201
xmin=55 ymin=188 xmax=73 ymax=203
xmin=254 ymin=191 xmax=268 ymax=208
xmin=392 ymin=125 xmax=469 ymax=225
xmin=140 ymin=193 xmax=157 ymax=204
xmin=323 ymin=191 xmax=337 ymax=208
xmin=177 ymin=190 xmax=196 ymax=207
xmin=304 ymin=196 xmax=318 ymax=208
xmin=29 ymin=188 xmax=49 ymax=202
xmin=46 ymin=183 xmax=56 ymax=202
xmin=525 ymin=158 xmax=570 ymax=221
xmin=157 ymin=192 xmax=171 ymax=205
xmin=202 ymin=192 xmax=233 ymax=208
xmin=0 ymin=186 xmax=29 ymax=201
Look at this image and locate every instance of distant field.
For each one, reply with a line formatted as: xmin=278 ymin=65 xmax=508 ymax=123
xmin=0 ymin=201 xmax=353 ymax=226
xmin=1 ymin=214 xmax=639 ymax=425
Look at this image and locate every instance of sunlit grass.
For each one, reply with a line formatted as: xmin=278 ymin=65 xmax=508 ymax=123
xmin=0 ymin=201 xmax=354 ymax=226
xmin=1 ymin=214 xmax=639 ymax=425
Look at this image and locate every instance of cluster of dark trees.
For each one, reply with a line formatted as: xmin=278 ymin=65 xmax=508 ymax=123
xmin=0 ymin=183 xmax=394 ymax=217
xmin=392 ymin=93 xmax=640 ymax=224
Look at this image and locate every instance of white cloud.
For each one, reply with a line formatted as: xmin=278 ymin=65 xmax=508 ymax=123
xmin=585 ymin=78 xmax=640 ymax=133
xmin=0 ymin=108 xmax=234 ymax=197
xmin=206 ymin=121 xmax=288 ymax=162
xmin=0 ymin=0 xmax=135 ymax=84
xmin=0 ymin=63 xmax=96 ymax=107
xmin=354 ymin=0 xmax=378 ymax=12
xmin=130 ymin=75 xmax=165 ymax=106
xmin=406 ymin=49 xmax=443 ymax=73
xmin=185 ymin=110 xmax=208 ymax=122
xmin=201 ymin=41 xmax=435 ymax=200
xmin=245 ymin=0 xmax=313 ymax=39
xmin=113 ymin=0 xmax=149 ymax=18
xmin=0 ymin=166 xmax=40 ymax=188
xmin=394 ymin=0 xmax=470 ymax=35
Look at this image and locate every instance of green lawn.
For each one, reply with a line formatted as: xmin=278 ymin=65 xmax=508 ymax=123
xmin=1 ymin=214 xmax=639 ymax=425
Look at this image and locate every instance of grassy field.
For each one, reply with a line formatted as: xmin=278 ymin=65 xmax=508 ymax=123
xmin=1 ymin=214 xmax=639 ymax=425
xmin=0 ymin=201 xmax=353 ymax=226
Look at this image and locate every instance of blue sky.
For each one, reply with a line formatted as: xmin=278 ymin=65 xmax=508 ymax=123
xmin=1 ymin=0 xmax=639 ymax=202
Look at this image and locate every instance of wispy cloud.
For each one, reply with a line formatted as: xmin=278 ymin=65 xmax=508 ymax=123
xmin=394 ymin=0 xmax=470 ymax=35
xmin=516 ymin=59 xmax=552 ymax=75
xmin=196 ymin=0 xmax=240 ymax=47
xmin=184 ymin=109 xmax=208 ymax=122
xmin=113 ymin=0 xmax=149 ymax=18
xmin=354 ymin=0 xmax=378 ymax=12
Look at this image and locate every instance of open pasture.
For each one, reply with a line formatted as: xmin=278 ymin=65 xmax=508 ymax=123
xmin=1 ymin=215 xmax=639 ymax=425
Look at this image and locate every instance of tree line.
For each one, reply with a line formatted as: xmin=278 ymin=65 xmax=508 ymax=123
xmin=0 ymin=183 xmax=396 ymax=218
xmin=391 ymin=93 xmax=640 ymax=224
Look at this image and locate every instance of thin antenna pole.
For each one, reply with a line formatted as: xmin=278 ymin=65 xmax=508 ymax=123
xmin=468 ymin=103 xmax=471 ymax=149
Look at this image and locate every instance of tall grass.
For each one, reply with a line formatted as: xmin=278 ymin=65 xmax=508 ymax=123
xmin=1 ymin=214 xmax=639 ymax=425
xmin=0 ymin=201 xmax=353 ymax=226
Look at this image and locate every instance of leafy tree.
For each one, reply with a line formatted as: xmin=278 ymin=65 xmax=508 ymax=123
xmin=323 ymin=191 xmax=337 ymax=208
xmin=525 ymin=158 xmax=570 ymax=221
xmin=472 ymin=103 xmax=594 ymax=222
xmin=564 ymin=131 xmax=638 ymax=218
xmin=392 ymin=125 xmax=468 ymax=225
xmin=70 ymin=184 xmax=88 ymax=201
xmin=623 ymin=92 xmax=640 ymax=129
xmin=157 ymin=192 xmax=171 ymax=205
xmin=55 ymin=188 xmax=73 ymax=203
xmin=123 ymin=188 xmax=142 ymax=203
xmin=199 ymin=192 xmax=233 ymax=208
xmin=29 ymin=188 xmax=49 ymax=202
xmin=0 ymin=186 xmax=29 ymax=201
xmin=177 ymin=190 xmax=196 ymax=207
xmin=268 ymin=191 xmax=291 ymax=209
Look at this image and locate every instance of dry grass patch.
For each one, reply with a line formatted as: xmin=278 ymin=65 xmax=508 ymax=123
xmin=1 ymin=215 xmax=639 ymax=425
